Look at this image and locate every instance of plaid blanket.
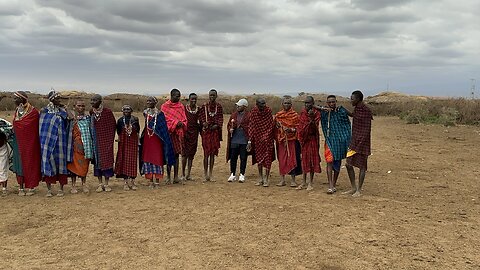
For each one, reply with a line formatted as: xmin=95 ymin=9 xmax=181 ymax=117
xmin=298 ymin=109 xmax=321 ymax=173
xmin=349 ymin=103 xmax=372 ymax=156
xmin=76 ymin=116 xmax=93 ymax=159
xmin=321 ymin=106 xmax=352 ymax=160
xmin=248 ymin=106 xmax=275 ymax=169
xmin=39 ymin=107 xmax=72 ymax=176
xmin=90 ymin=107 xmax=116 ymax=170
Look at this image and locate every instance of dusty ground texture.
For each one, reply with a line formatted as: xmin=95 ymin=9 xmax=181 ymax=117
xmin=0 ymin=112 xmax=479 ymax=270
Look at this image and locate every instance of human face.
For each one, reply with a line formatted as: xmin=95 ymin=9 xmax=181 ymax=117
xmin=237 ymin=105 xmax=245 ymax=112
xmin=282 ymin=99 xmax=292 ymax=111
xmin=171 ymin=91 xmax=181 ymax=103
xmin=326 ymin=97 xmax=337 ymax=109
xmin=350 ymin=94 xmax=360 ymax=107
xmin=75 ymin=101 xmax=86 ymax=114
xmin=52 ymin=97 xmax=62 ymax=106
xmin=304 ymin=99 xmax=313 ymax=110
xmin=123 ymin=108 xmax=132 ymax=117
xmin=146 ymin=97 xmax=157 ymax=108
xmin=209 ymin=91 xmax=217 ymax=102
xmin=256 ymin=99 xmax=266 ymax=111
xmin=189 ymin=95 xmax=197 ymax=107
xmin=13 ymin=96 xmax=24 ymax=106
xmin=90 ymin=96 xmax=102 ymax=108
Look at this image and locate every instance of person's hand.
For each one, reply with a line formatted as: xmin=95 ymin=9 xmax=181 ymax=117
xmin=210 ymin=124 xmax=218 ymax=130
xmin=246 ymin=141 xmax=252 ymax=152
xmin=202 ymin=122 xmax=208 ymax=129
xmin=229 ymin=128 xmax=234 ymax=134
xmin=176 ymin=121 xmax=184 ymax=128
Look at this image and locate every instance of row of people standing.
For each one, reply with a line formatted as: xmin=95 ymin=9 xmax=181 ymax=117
xmin=226 ymin=91 xmax=372 ymax=196
xmin=0 ymin=89 xmax=371 ymax=197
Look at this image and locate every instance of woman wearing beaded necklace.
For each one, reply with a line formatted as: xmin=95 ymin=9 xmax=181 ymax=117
xmin=114 ymin=105 xmax=140 ymax=191
xmin=139 ymin=96 xmax=175 ymax=188
xmin=198 ymin=89 xmax=223 ymax=182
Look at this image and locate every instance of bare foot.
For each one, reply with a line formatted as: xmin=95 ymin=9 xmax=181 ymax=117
xmin=290 ymin=181 xmax=297 ymax=188
xmin=342 ymin=189 xmax=356 ymax=195
xmin=296 ymin=184 xmax=304 ymax=190
xmin=262 ymin=181 xmax=269 ymax=187
xmin=276 ymin=181 xmax=286 ymax=187
xmin=306 ymin=185 xmax=314 ymax=191
xmin=255 ymin=180 xmax=263 ymax=186
xmin=352 ymin=191 xmax=362 ymax=197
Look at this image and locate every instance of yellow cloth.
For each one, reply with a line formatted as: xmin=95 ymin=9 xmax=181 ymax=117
xmin=346 ymin=149 xmax=356 ymax=158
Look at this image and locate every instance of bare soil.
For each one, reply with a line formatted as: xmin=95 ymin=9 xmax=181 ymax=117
xmin=0 ymin=112 xmax=478 ymax=270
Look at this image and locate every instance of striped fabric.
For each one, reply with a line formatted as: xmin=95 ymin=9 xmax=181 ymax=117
xmin=321 ymin=106 xmax=351 ymax=161
xmin=76 ymin=116 xmax=93 ymax=159
xmin=39 ymin=106 xmax=72 ymax=177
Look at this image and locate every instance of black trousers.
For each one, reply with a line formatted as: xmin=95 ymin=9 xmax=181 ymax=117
xmin=230 ymin=144 xmax=247 ymax=175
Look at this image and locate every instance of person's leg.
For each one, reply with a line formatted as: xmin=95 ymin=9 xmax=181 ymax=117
xmin=290 ymin=174 xmax=297 ymax=187
xmin=46 ymin=182 xmax=53 ymax=197
xmin=124 ymin=177 xmax=130 ymax=191
xmin=173 ymin=155 xmax=180 ymax=183
xmin=277 ymin=175 xmax=286 ymax=186
xmin=181 ymin=155 xmax=188 ymax=180
xmin=306 ymin=172 xmax=314 ymax=191
xmin=96 ymin=175 xmax=104 ymax=192
xmin=81 ymin=176 xmax=89 ymax=193
xmin=343 ymin=164 xmax=356 ymax=195
xmin=230 ymin=147 xmax=239 ymax=176
xmin=71 ymin=175 xmax=78 ymax=194
xmin=130 ymin=178 xmax=137 ymax=190
xmin=255 ymin=165 xmax=264 ymax=186
xmin=186 ymin=158 xmax=194 ymax=180
xmin=239 ymin=144 xmax=247 ymax=176
xmin=104 ymin=177 xmax=111 ymax=192
xmin=1 ymin=180 xmax=7 ymax=195
xmin=208 ymin=155 xmax=215 ymax=181
xmin=353 ymin=168 xmax=367 ymax=197
xmin=263 ymin=167 xmax=270 ymax=187
xmin=326 ymin=163 xmax=334 ymax=193
xmin=203 ymin=154 xmax=209 ymax=181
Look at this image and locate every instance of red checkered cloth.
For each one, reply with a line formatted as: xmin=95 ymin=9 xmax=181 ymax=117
xmin=274 ymin=108 xmax=299 ymax=142
xmin=199 ymin=102 xmax=223 ymax=156
xmin=91 ymin=107 xmax=116 ymax=170
xmin=349 ymin=103 xmax=373 ymax=156
xmin=298 ymin=108 xmax=321 ymax=173
xmin=226 ymin=111 xmax=250 ymax=162
xmin=161 ymin=100 xmax=187 ymax=155
xmin=114 ymin=120 xmax=139 ymax=178
xmin=182 ymin=105 xmax=200 ymax=158
xmin=248 ymin=106 xmax=275 ymax=169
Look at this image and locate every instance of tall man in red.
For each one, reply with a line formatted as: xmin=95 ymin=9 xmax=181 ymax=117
xmin=161 ymin=89 xmax=187 ymax=184
xmin=247 ymin=98 xmax=275 ymax=187
xmin=182 ymin=93 xmax=200 ymax=181
xmin=345 ymin=90 xmax=373 ymax=197
xmin=199 ymin=89 xmax=223 ymax=182
xmin=90 ymin=94 xmax=117 ymax=192
xmin=297 ymin=96 xmax=321 ymax=191
xmin=12 ymin=91 xmax=41 ymax=196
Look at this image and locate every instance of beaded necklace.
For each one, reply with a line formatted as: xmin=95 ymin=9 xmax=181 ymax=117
xmin=145 ymin=108 xmax=158 ymax=137
xmin=186 ymin=104 xmax=198 ymax=114
xmin=123 ymin=116 xmax=133 ymax=136
xmin=207 ymin=102 xmax=218 ymax=117
xmin=92 ymin=105 xmax=103 ymax=121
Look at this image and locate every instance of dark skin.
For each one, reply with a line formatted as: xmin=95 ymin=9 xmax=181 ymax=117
xmin=298 ymin=96 xmax=315 ymax=191
xmin=46 ymin=96 xmax=65 ymax=194
xmin=250 ymin=98 xmax=271 ymax=187
xmin=182 ymin=95 xmax=197 ymax=181
xmin=345 ymin=93 xmax=366 ymax=197
xmin=325 ymin=96 xmax=341 ymax=193
xmin=276 ymin=98 xmax=297 ymax=187
xmin=203 ymin=90 xmax=219 ymax=182
xmin=166 ymin=90 xmax=183 ymax=184
xmin=145 ymin=97 xmax=162 ymax=187
xmin=70 ymin=101 xmax=88 ymax=194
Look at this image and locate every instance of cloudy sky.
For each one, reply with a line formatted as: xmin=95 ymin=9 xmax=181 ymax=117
xmin=0 ymin=0 xmax=479 ymax=97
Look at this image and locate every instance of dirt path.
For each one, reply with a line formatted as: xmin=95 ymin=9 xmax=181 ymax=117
xmin=0 ymin=113 xmax=478 ymax=269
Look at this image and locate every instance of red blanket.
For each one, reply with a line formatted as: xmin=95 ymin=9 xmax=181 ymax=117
xmin=13 ymin=106 xmax=41 ymax=188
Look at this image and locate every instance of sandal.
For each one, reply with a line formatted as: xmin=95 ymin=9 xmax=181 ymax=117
xmin=327 ymin=188 xmax=334 ymax=194
xmin=296 ymin=185 xmax=304 ymax=190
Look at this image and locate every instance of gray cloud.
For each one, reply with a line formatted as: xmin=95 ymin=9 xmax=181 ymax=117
xmin=0 ymin=0 xmax=478 ymax=97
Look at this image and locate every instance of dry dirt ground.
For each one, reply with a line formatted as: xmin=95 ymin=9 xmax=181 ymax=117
xmin=0 ymin=111 xmax=478 ymax=270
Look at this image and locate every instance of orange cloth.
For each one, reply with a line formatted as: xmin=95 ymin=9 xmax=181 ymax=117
xmin=67 ymin=123 xmax=90 ymax=177
xmin=324 ymin=142 xmax=334 ymax=163
xmin=274 ymin=108 xmax=299 ymax=142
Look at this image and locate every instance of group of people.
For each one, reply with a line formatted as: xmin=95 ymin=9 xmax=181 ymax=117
xmin=0 ymin=88 xmax=372 ymax=197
